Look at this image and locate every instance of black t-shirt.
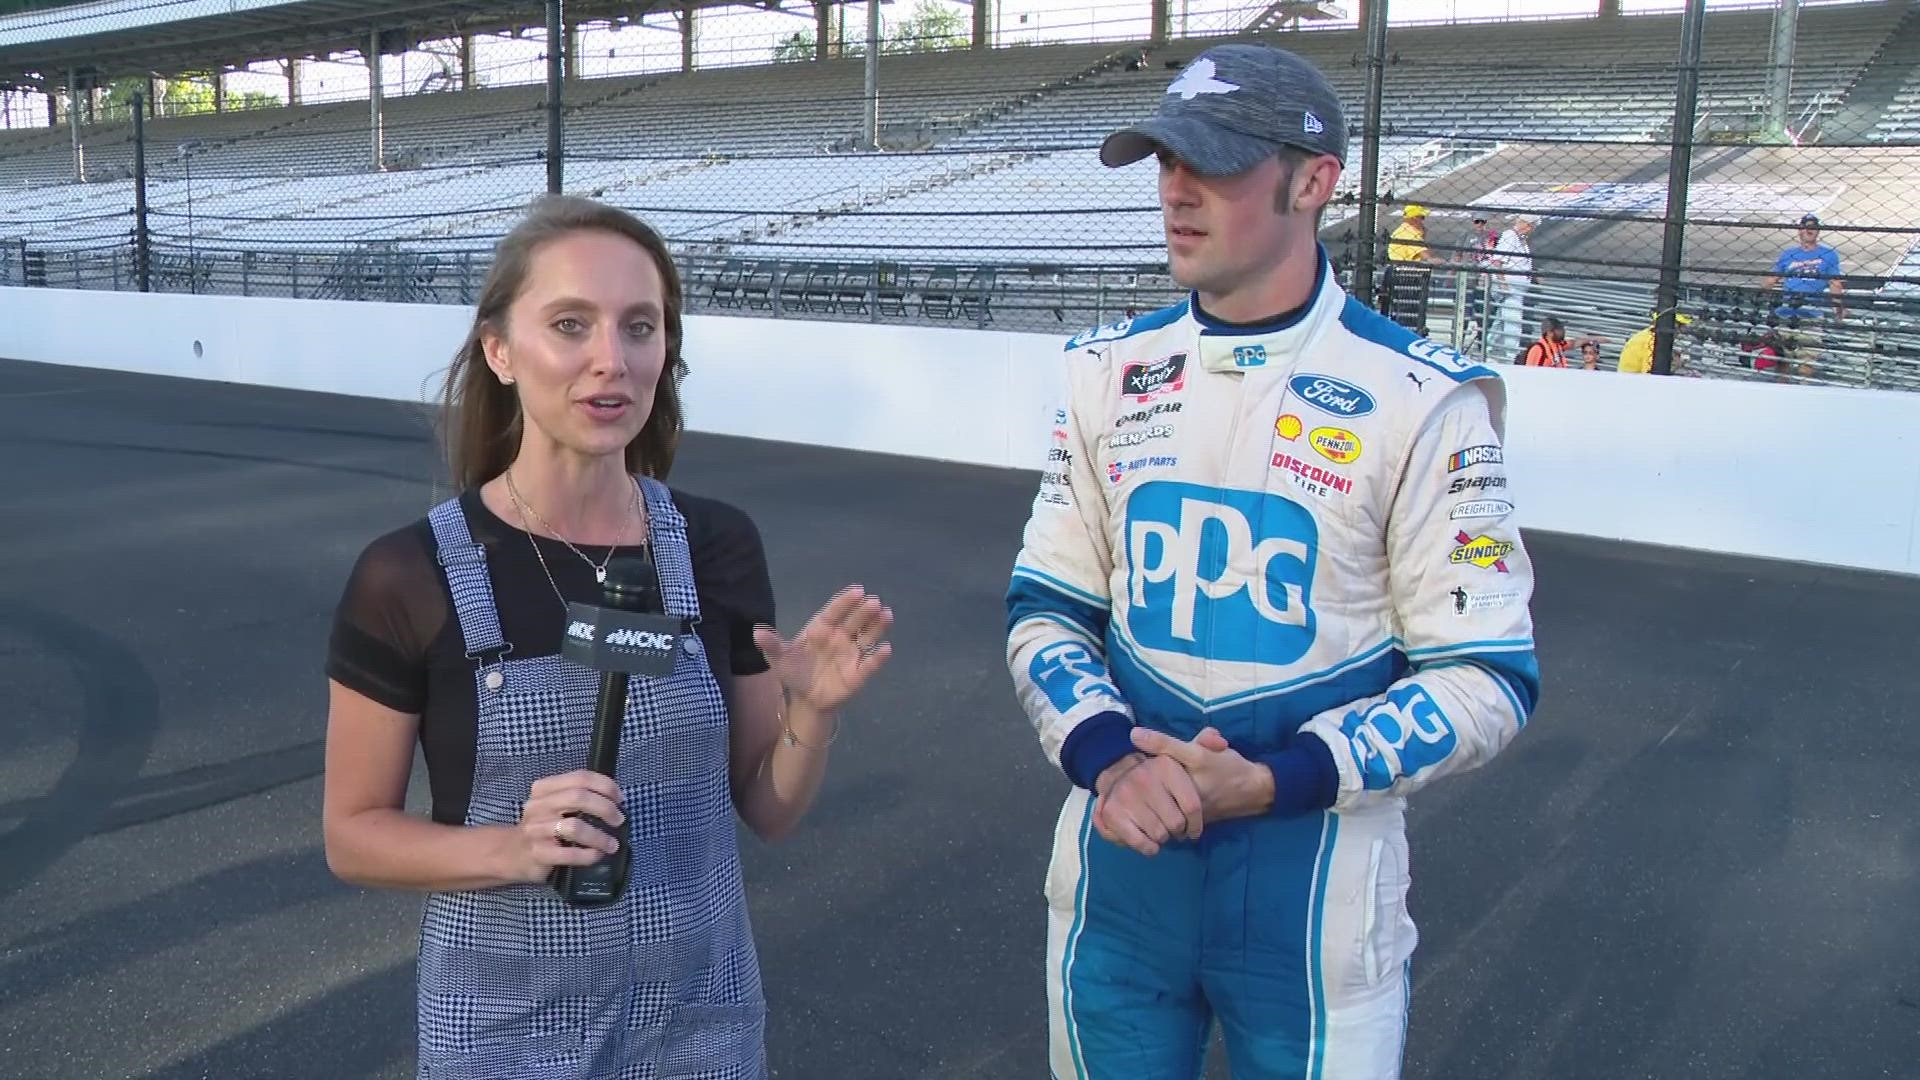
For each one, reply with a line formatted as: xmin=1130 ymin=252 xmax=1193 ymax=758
xmin=326 ymin=486 xmax=775 ymax=825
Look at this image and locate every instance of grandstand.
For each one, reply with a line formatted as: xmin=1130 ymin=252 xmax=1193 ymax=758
xmin=2 ymin=0 xmax=1918 ymax=388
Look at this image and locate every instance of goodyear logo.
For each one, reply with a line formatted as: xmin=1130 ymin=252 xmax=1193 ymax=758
xmin=1449 ymin=531 xmax=1515 ymax=573
xmin=1275 ymin=414 xmax=1303 ymax=441
xmin=1309 ymin=427 xmax=1362 ymax=465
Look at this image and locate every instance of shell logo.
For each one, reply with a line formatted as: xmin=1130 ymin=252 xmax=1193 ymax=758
xmin=1274 ymin=414 xmax=1304 ymax=441
xmin=1308 ymin=426 xmax=1362 ymax=465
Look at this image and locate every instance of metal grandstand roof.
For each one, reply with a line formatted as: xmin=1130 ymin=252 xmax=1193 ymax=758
xmin=0 ymin=0 xmax=812 ymax=89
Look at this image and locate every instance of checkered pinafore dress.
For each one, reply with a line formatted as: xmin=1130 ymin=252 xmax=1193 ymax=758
xmin=415 ymin=476 xmax=768 ymax=1080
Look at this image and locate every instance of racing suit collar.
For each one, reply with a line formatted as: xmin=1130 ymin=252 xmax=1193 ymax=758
xmin=1188 ymin=245 xmax=1334 ymax=339
xmin=1189 ymin=246 xmax=1341 ymax=371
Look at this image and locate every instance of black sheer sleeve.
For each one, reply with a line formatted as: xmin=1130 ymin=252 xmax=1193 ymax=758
xmin=324 ymin=524 xmax=451 ymax=714
xmin=677 ymin=491 xmax=777 ymax=679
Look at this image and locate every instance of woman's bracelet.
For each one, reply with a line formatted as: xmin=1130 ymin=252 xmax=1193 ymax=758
xmin=781 ymin=706 xmax=840 ymax=751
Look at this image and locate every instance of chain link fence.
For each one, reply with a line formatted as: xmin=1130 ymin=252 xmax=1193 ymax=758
xmin=3 ymin=1 xmax=1918 ymax=388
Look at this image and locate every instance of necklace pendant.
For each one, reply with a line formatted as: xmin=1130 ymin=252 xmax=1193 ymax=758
xmin=595 ymin=567 xmax=607 ymax=584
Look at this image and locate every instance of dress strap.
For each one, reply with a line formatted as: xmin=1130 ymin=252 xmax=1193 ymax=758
xmin=638 ymin=476 xmax=703 ymax=627
xmin=427 ymin=496 xmax=511 ymax=663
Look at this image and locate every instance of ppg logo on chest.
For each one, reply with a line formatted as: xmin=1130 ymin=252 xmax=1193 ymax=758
xmin=1123 ymin=482 xmax=1318 ymax=664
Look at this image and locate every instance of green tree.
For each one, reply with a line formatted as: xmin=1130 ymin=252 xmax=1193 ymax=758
xmin=100 ymin=74 xmax=281 ymax=122
xmin=884 ymin=0 xmax=967 ymax=53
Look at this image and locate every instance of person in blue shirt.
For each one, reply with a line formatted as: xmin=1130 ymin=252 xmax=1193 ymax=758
xmin=1764 ymin=213 xmax=1845 ymax=321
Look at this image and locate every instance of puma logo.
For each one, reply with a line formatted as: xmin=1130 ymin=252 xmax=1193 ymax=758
xmin=1406 ymin=372 xmax=1430 ymax=390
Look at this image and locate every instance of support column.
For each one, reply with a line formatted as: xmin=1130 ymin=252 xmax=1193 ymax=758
xmin=146 ymin=76 xmax=157 ymax=117
xmin=1151 ymin=0 xmax=1170 ymax=43
xmin=460 ymin=34 xmax=476 ymax=90
xmin=287 ymin=59 xmax=303 ymax=105
xmin=681 ymin=3 xmax=696 ymax=73
xmin=817 ymin=0 xmax=832 ymax=60
xmin=1764 ymin=0 xmax=1799 ymax=141
xmin=973 ymin=0 xmax=989 ymax=50
xmin=369 ymin=31 xmax=386 ymax=171
xmin=213 ymin=71 xmax=226 ymax=113
xmin=863 ymin=0 xmax=880 ymax=148
xmin=1352 ymin=0 xmax=1388 ymax=304
xmin=567 ymin=20 xmax=583 ymax=81
xmin=67 ymin=73 xmax=85 ymax=182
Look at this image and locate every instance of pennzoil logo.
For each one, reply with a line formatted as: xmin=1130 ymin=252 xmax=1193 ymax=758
xmin=1308 ymin=427 xmax=1362 ymax=465
xmin=1449 ymin=531 xmax=1514 ymax=573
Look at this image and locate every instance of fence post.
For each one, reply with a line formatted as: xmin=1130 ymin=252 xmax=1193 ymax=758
xmin=132 ymin=91 xmax=150 ymax=292
xmin=1352 ymin=0 xmax=1390 ymax=309
xmin=546 ymin=0 xmax=565 ymax=194
xmin=1653 ymin=0 xmax=1706 ymax=376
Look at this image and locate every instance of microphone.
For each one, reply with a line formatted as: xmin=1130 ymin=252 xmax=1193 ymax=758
xmin=548 ymin=551 xmax=685 ymax=908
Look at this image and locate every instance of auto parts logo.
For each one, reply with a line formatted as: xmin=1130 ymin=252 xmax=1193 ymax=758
xmin=1449 ymin=531 xmax=1515 ymax=573
xmin=1308 ymin=427 xmax=1362 ymax=464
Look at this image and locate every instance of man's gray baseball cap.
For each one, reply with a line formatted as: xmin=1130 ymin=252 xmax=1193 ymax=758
xmin=1099 ymin=44 xmax=1348 ymax=176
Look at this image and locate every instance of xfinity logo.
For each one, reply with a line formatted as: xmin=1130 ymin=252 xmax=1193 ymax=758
xmin=1124 ymin=482 xmax=1317 ymax=663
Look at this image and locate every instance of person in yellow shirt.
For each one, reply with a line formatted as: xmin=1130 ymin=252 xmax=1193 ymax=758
xmin=1617 ymin=313 xmax=1692 ymax=374
xmin=1388 ymin=204 xmax=1429 ymax=263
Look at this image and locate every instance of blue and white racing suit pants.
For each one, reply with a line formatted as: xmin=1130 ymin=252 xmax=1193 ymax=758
xmin=1045 ymin=787 xmax=1417 ymax=1079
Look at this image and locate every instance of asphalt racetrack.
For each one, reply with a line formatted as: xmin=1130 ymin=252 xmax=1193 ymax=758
xmin=2 ymin=356 xmax=1916 ymax=1079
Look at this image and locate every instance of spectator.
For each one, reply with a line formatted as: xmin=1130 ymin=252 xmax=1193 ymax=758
xmin=1617 ymin=312 xmax=1694 ymax=374
xmin=1763 ymin=213 xmax=1845 ymax=322
xmin=1519 ymin=316 xmax=1602 ymax=367
xmin=1387 ymin=204 xmax=1430 ymax=264
xmin=1379 ymin=204 xmax=1433 ymax=332
xmin=1578 ymin=340 xmax=1601 ymax=370
xmin=1488 ymin=214 xmax=1536 ymax=357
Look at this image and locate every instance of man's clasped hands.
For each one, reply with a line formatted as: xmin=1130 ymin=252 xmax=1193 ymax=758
xmin=1091 ymin=726 xmax=1280 ymax=857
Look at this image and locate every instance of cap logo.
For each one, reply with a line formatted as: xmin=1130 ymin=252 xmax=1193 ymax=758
xmin=1304 ymin=110 xmax=1324 ymax=134
xmin=1168 ymin=58 xmax=1239 ymax=100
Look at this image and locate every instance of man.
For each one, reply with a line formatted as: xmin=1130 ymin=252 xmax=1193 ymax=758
xmin=1763 ymin=213 xmax=1845 ymax=322
xmin=1387 ymin=203 xmax=1429 ymax=264
xmin=1379 ymin=204 xmax=1432 ymax=332
xmin=1520 ymin=316 xmax=1603 ymax=368
xmin=1488 ymin=214 xmax=1536 ymax=357
xmin=1617 ymin=312 xmax=1693 ymax=374
xmin=1004 ymin=43 xmax=1540 ymax=1080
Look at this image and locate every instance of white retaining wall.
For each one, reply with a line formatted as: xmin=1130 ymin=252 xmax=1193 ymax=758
xmin=5 ymin=285 xmax=1917 ymax=575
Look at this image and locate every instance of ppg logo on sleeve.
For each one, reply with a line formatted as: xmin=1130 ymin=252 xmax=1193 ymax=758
xmin=1122 ymin=482 xmax=1317 ymax=663
xmin=1341 ymin=684 xmax=1457 ymax=790
xmin=1029 ymin=641 xmax=1120 ymax=715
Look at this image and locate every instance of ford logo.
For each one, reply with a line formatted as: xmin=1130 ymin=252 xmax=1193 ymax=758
xmin=1288 ymin=374 xmax=1377 ymax=418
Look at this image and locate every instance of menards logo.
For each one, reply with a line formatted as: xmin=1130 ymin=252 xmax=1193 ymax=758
xmin=1449 ymin=531 xmax=1514 ymax=573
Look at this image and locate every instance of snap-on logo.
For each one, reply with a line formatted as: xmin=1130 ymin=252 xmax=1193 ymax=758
xmin=1288 ymin=374 xmax=1377 ymax=418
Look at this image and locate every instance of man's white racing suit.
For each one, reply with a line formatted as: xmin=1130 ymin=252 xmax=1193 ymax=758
xmin=1005 ymin=255 xmax=1539 ymax=1079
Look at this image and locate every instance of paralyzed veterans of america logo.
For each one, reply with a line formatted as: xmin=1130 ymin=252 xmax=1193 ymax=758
xmin=1449 ymin=531 xmax=1515 ymax=573
xmin=1123 ymin=482 xmax=1317 ymax=664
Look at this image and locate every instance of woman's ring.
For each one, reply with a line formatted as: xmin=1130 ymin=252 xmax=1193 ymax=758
xmin=552 ymin=819 xmax=567 ymax=843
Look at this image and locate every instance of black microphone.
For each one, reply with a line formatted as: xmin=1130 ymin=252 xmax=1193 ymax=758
xmin=549 ymin=552 xmax=684 ymax=908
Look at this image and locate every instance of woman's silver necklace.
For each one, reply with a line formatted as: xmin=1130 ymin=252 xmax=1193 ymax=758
xmin=504 ymin=468 xmax=645 ymax=595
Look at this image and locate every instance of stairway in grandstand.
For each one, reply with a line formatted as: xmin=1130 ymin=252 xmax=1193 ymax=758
xmin=1825 ymin=1 xmax=1920 ymax=141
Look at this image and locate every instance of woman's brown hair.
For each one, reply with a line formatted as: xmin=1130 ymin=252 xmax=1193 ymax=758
xmin=439 ymin=194 xmax=688 ymax=489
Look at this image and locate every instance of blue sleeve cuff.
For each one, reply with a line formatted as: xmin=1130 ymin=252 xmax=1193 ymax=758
xmin=1059 ymin=711 xmax=1134 ymax=790
xmin=1255 ymin=735 xmax=1340 ymax=818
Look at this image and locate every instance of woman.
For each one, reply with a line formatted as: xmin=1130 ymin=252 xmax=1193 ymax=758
xmin=321 ymin=194 xmax=892 ymax=1078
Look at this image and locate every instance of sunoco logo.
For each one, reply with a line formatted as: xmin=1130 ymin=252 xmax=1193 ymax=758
xmin=1449 ymin=531 xmax=1515 ymax=573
